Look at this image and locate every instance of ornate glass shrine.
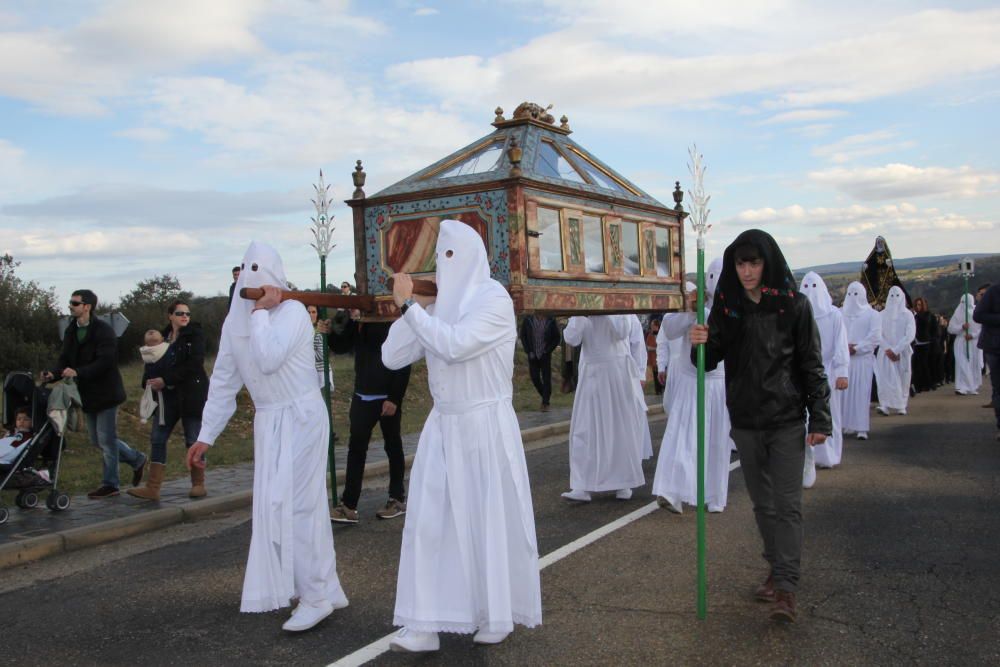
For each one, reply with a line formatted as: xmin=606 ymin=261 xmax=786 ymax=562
xmin=348 ymin=102 xmax=686 ymax=317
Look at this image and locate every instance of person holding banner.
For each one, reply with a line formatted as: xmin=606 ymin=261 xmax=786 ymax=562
xmin=689 ymin=229 xmax=830 ymax=624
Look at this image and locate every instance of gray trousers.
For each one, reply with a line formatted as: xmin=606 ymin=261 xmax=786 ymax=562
xmin=731 ymin=422 xmax=806 ymax=593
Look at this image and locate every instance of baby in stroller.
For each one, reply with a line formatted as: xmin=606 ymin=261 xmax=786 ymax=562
xmin=0 ymin=407 xmax=50 ymax=486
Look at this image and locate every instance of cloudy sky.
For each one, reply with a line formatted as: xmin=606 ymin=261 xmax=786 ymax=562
xmin=1 ymin=0 xmax=998 ymax=306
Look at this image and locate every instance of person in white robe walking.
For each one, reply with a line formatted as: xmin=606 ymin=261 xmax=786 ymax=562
xmin=627 ymin=314 xmax=654 ymax=460
xmin=562 ymin=314 xmax=648 ymax=502
xmin=948 ymin=293 xmax=983 ymax=395
xmin=382 ymin=220 xmax=541 ymax=653
xmin=874 ymin=286 xmax=915 ymax=415
xmin=652 ymin=258 xmax=732 ymax=513
xmin=186 ymin=241 xmax=348 ymax=632
xmin=798 ymin=272 xmax=850 ymax=487
xmin=657 ymin=281 xmax=697 ymax=418
xmin=840 ymin=281 xmax=881 ymax=440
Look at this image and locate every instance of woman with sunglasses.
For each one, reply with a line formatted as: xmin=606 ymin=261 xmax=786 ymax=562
xmin=129 ymin=300 xmax=210 ymax=501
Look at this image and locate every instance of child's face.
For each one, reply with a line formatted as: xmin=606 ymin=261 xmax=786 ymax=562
xmin=145 ymin=331 xmax=164 ymax=346
xmin=15 ymin=413 xmax=31 ymax=432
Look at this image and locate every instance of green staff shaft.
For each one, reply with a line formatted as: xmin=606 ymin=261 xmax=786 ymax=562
xmin=964 ymin=275 xmax=970 ymax=358
xmin=696 ymin=246 xmax=707 ymax=619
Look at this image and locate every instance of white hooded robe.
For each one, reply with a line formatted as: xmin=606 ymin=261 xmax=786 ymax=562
xmin=651 ymin=258 xmax=732 ymax=509
xmin=657 ymin=281 xmax=697 ymax=418
xmin=800 ymin=272 xmax=850 ymax=468
xmin=840 ymin=281 xmax=881 ymax=433
xmin=626 ymin=314 xmax=654 ymax=459
xmin=565 ymin=315 xmax=648 ymax=492
xmin=382 ymin=220 xmax=542 ymax=635
xmin=948 ymin=293 xmax=984 ymax=395
xmin=874 ymin=286 xmax=916 ymax=412
xmin=198 ymin=241 xmax=347 ymax=613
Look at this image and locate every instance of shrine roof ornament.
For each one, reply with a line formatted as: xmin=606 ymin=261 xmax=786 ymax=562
xmin=369 ymin=103 xmax=667 ymax=209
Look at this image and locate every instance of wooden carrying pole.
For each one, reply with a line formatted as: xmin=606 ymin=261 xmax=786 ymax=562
xmin=240 ymin=287 xmax=376 ymax=311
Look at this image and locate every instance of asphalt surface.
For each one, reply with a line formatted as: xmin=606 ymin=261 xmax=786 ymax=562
xmin=2 ymin=388 xmax=998 ymax=666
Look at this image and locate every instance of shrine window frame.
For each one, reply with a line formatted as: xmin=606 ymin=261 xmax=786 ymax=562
xmin=421 ymin=137 xmax=507 ymax=180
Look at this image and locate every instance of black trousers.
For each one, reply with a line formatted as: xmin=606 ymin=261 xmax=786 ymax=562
xmin=342 ymin=396 xmax=405 ymax=509
xmin=528 ymin=353 xmax=552 ymax=406
xmin=731 ymin=422 xmax=806 ymax=593
xmin=911 ymin=344 xmax=932 ymax=392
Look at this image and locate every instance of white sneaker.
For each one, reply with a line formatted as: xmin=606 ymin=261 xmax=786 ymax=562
xmin=707 ymin=504 xmax=724 ymax=513
xmin=803 ymin=447 xmax=817 ymax=489
xmin=877 ymin=406 xmax=890 ymax=416
xmin=282 ymin=601 xmax=334 ymax=632
xmin=389 ymin=627 xmax=440 ymax=653
xmin=898 ymin=409 xmax=907 ymax=416
xmin=615 ymin=488 xmax=633 ymax=500
xmin=857 ymin=431 xmax=868 ymax=440
xmin=657 ymin=495 xmax=682 ymax=514
xmin=561 ymin=490 xmax=592 ymax=502
xmin=473 ymin=629 xmax=510 ymax=645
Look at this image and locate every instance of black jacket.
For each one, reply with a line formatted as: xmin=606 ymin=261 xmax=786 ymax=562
xmin=695 ymin=229 xmax=832 ymax=434
xmin=142 ymin=322 xmax=210 ymax=418
xmin=519 ymin=316 xmax=560 ymax=358
xmin=974 ymin=284 xmax=1000 ymax=354
xmin=51 ymin=317 xmax=126 ymax=414
xmin=329 ymin=320 xmax=410 ymax=405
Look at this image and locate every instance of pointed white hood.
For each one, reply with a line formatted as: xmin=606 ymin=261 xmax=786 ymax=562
xmin=432 ymin=219 xmax=505 ymax=324
xmin=225 ymin=241 xmax=289 ymax=337
xmin=949 ymin=293 xmax=976 ymax=324
xmin=706 ymin=257 xmax=723 ymax=308
xmin=799 ymin=271 xmax=834 ymax=319
xmin=841 ymin=280 xmax=871 ymax=318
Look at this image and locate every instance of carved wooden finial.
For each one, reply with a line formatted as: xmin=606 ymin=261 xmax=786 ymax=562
xmin=352 ymin=159 xmax=367 ymax=200
xmin=508 ymin=136 xmax=523 ymax=178
xmin=559 ymin=115 xmax=570 ymax=131
xmin=494 ymin=106 xmax=505 ymax=122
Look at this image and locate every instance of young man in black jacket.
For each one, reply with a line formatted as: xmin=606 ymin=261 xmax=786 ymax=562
xmin=42 ymin=289 xmax=146 ymax=498
xmin=690 ymin=229 xmax=831 ymax=623
xmin=327 ymin=312 xmax=412 ymax=523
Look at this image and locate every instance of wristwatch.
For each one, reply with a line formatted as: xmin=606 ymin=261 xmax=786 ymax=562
xmin=400 ymin=297 xmax=416 ymax=315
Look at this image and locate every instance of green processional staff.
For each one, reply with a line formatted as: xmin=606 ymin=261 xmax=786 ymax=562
xmin=687 ymin=146 xmax=710 ymax=619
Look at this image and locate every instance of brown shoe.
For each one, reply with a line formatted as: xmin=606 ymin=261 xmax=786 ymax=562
xmin=127 ymin=462 xmax=165 ymax=501
xmin=754 ymin=573 xmax=776 ymax=603
xmin=87 ymin=485 xmax=120 ymax=499
xmin=540 ymin=402 xmax=550 ymax=412
xmin=770 ymin=590 xmax=797 ymax=623
xmin=375 ymin=498 xmax=406 ymax=520
xmin=330 ymin=504 xmax=359 ymax=524
xmin=131 ymin=455 xmax=147 ymax=487
xmin=189 ymin=466 xmax=207 ymax=498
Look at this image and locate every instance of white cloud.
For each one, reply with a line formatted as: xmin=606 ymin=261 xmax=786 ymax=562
xmin=413 ymin=7 xmax=439 ymax=16
xmin=809 ymin=163 xmax=1000 ymax=201
xmin=113 ymin=127 xmax=171 ymax=143
xmin=811 ymin=130 xmax=916 ymax=164
xmin=387 ymin=8 xmax=1000 ymax=112
xmin=0 ymin=226 xmax=201 ymax=259
xmin=761 ymin=109 xmax=847 ymax=124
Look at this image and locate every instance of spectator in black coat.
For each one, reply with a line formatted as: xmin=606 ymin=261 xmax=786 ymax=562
xmin=974 ymin=282 xmax=1000 ymax=436
xmin=42 ymin=289 xmax=146 ymax=499
xmin=227 ymin=266 xmax=241 ymax=308
xmin=130 ymin=300 xmax=210 ymax=501
xmin=519 ymin=315 xmax=560 ymax=411
xmin=328 ymin=312 xmax=412 ymax=523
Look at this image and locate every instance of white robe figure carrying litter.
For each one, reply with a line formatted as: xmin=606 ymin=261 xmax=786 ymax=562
xmin=948 ymin=293 xmax=984 ymax=395
xmin=193 ymin=241 xmax=347 ymax=631
xmin=563 ymin=315 xmax=647 ymax=501
xmin=652 ymin=258 xmax=732 ymax=513
xmin=626 ymin=314 xmax=654 ymax=459
xmin=657 ymin=281 xmax=697 ymax=417
xmin=840 ymin=281 xmax=880 ymax=439
xmin=799 ymin=272 xmax=850 ymax=483
xmin=874 ymin=286 xmax=916 ymax=415
xmin=382 ymin=220 xmax=541 ymax=652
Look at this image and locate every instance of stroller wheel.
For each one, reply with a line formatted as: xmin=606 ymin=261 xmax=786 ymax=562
xmin=0 ymin=506 xmax=8 ymax=524
xmin=47 ymin=492 xmax=71 ymax=512
xmin=17 ymin=491 xmax=39 ymax=509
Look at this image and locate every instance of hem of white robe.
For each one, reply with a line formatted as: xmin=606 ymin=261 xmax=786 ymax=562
xmin=241 ymin=590 xmax=348 ymax=613
xmin=393 ymin=613 xmax=542 ymax=635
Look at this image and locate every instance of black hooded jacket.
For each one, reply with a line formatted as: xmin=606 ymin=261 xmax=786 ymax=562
xmin=50 ymin=317 xmax=126 ymax=414
xmin=694 ymin=229 xmax=832 ymax=434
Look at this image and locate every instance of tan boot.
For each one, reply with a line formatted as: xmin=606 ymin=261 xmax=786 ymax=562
xmin=189 ymin=466 xmax=207 ymax=498
xmin=127 ymin=462 xmax=165 ymax=501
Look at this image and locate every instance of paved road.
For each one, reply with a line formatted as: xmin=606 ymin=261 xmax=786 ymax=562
xmin=2 ymin=388 xmax=998 ymax=666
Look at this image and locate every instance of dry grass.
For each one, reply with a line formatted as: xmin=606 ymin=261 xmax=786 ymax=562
xmin=30 ymin=346 xmax=652 ymax=496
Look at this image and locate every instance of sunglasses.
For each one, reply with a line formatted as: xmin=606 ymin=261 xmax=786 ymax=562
xmin=69 ymin=300 xmax=84 ymax=307
xmin=172 ymin=311 xmax=191 ymax=317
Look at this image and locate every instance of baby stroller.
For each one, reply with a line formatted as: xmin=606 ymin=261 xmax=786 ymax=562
xmin=0 ymin=372 xmax=71 ymax=525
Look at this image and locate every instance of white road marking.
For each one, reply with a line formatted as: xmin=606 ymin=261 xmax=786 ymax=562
xmin=330 ymin=461 xmax=744 ymax=666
